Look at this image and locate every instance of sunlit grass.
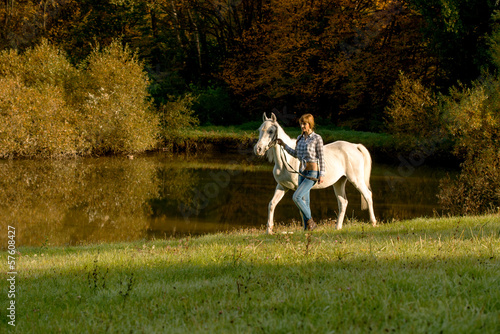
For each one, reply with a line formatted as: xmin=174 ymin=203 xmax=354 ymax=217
xmin=1 ymin=215 xmax=499 ymax=333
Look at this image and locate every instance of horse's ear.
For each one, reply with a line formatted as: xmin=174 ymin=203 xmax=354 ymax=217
xmin=271 ymin=113 xmax=277 ymax=123
xmin=262 ymin=112 xmax=269 ymax=121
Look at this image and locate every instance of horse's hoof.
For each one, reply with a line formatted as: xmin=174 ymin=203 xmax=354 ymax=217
xmin=335 ymin=225 xmax=342 ymax=230
xmin=266 ymin=229 xmax=274 ymax=235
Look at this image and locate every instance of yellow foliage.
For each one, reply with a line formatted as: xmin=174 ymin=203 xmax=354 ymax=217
xmin=0 ymin=40 xmax=160 ymax=158
xmin=385 ymin=72 xmax=441 ymax=139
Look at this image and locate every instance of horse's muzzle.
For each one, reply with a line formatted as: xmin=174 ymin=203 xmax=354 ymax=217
xmin=254 ymin=144 xmax=265 ymax=156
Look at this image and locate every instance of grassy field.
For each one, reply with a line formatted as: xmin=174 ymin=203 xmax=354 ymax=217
xmin=1 ymin=215 xmax=499 ymax=333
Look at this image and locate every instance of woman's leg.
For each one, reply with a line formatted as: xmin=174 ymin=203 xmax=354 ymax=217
xmin=297 ymin=175 xmax=307 ymax=228
xmin=292 ymin=171 xmax=318 ymax=228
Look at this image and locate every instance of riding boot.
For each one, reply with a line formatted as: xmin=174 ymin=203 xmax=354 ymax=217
xmin=306 ymin=218 xmax=317 ymax=231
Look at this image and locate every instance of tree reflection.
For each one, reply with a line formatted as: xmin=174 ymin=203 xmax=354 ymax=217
xmin=0 ymin=157 xmax=161 ymax=247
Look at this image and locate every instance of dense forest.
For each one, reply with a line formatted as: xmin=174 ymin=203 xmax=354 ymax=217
xmin=1 ymin=0 xmax=498 ymax=128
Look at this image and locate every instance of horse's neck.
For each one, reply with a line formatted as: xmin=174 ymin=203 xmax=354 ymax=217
xmin=278 ymin=126 xmax=294 ymax=147
xmin=271 ymin=126 xmax=295 ymax=168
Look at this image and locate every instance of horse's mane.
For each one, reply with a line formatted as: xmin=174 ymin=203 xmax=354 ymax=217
xmin=266 ymin=146 xmax=275 ymax=163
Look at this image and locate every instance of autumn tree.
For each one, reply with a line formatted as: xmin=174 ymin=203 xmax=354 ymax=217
xmin=1 ymin=0 xmax=45 ymax=50
xmin=221 ymin=0 xmax=434 ymax=130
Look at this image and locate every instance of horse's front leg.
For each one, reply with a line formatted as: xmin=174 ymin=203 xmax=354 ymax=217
xmin=267 ymin=184 xmax=287 ymax=234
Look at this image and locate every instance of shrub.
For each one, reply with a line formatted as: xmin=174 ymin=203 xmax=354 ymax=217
xmin=0 ymin=78 xmax=80 ymax=158
xmin=0 ymin=43 xmax=83 ymax=158
xmin=438 ymin=76 xmax=500 ymax=214
xmin=0 ymin=40 xmax=160 ymax=157
xmin=385 ymin=72 xmax=443 ymax=141
xmin=442 ymin=78 xmax=500 ymax=159
xmin=158 ymin=94 xmax=199 ymax=150
xmin=0 ymin=40 xmax=76 ymax=89
xmin=438 ymin=148 xmax=500 ymax=215
xmin=79 ymin=41 xmax=159 ymax=155
xmin=386 ymin=70 xmax=500 ymax=215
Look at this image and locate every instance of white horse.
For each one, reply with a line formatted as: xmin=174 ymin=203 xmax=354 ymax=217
xmin=254 ymin=113 xmax=377 ymax=234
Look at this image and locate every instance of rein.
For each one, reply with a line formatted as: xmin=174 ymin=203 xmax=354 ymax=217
xmin=267 ymin=125 xmax=319 ymax=182
xmin=265 ymin=129 xmax=278 ymax=151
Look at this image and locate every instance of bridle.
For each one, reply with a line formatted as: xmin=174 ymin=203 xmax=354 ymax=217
xmin=262 ymin=124 xmax=278 ymax=152
xmin=262 ymin=124 xmax=319 ymax=182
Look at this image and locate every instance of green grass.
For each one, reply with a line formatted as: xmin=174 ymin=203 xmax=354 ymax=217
xmin=2 ymin=215 xmax=500 ymax=333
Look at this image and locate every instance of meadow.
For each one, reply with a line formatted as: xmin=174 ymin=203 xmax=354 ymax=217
xmin=1 ymin=215 xmax=499 ymax=333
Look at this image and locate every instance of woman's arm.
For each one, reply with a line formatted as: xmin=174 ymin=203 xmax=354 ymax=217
xmin=277 ymin=139 xmax=298 ymax=158
xmin=316 ymin=136 xmax=326 ymax=177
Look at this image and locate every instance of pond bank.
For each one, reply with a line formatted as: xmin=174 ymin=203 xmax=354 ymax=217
xmin=169 ymin=126 xmax=459 ymax=167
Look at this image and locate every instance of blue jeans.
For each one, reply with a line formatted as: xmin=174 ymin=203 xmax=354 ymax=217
xmin=292 ymin=170 xmax=319 ymax=229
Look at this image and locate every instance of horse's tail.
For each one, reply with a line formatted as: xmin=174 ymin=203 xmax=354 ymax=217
xmin=357 ymin=144 xmax=372 ymax=210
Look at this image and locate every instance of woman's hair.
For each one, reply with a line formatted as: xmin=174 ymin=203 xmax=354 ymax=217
xmin=299 ymin=114 xmax=315 ymax=130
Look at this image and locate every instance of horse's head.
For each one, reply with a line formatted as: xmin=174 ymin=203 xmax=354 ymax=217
xmin=254 ymin=112 xmax=279 ymax=156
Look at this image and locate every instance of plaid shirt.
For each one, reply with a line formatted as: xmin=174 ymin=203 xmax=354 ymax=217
xmin=284 ymin=132 xmax=326 ymax=177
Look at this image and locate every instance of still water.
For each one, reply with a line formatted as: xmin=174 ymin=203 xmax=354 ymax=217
xmin=0 ymin=151 xmax=450 ymax=247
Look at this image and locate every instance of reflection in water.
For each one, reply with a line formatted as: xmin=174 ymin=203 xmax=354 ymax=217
xmin=0 ymin=152 xmax=450 ymax=248
xmin=0 ymin=157 xmax=161 ymax=248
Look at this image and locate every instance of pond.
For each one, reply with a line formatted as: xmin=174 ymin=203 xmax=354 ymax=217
xmin=0 ymin=150 xmax=450 ymax=248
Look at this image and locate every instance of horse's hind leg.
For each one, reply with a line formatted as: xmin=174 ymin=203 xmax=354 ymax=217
xmin=333 ymin=177 xmax=348 ymax=230
xmin=351 ymin=179 xmax=377 ymax=227
xmin=267 ymin=184 xmax=287 ymax=234
xmin=365 ymin=190 xmax=377 ymax=226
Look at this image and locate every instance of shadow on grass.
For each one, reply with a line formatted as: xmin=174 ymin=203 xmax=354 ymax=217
xmin=8 ymin=216 xmax=500 ymax=333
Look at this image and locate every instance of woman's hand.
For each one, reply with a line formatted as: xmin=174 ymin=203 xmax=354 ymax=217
xmin=276 ymin=139 xmax=284 ymax=146
xmin=318 ymin=176 xmax=324 ymax=184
